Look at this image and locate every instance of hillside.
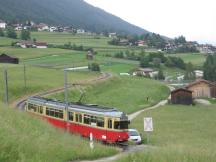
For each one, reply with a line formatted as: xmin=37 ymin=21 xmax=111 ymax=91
xmin=0 ymin=102 xmax=117 ymax=161
xmin=0 ymin=0 xmax=148 ymax=34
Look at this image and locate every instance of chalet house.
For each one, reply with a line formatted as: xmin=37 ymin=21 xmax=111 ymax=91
xmin=133 ymin=68 xmax=158 ymax=78
xmin=49 ymin=26 xmax=57 ymax=32
xmin=109 ymin=33 xmax=117 ymax=38
xmin=16 ymin=41 xmax=47 ymax=48
xmin=0 ymin=20 xmax=6 ymax=29
xmin=0 ymin=54 xmax=19 ymax=64
xmin=15 ymin=26 xmax=23 ymax=31
xmin=137 ymin=40 xmax=146 ymax=47
xmin=171 ymin=88 xmax=193 ymax=105
xmin=16 ymin=41 xmax=35 ymax=48
xmin=185 ymin=79 xmax=213 ymax=98
xmin=86 ymin=51 xmax=93 ymax=60
xmin=36 ymin=23 xmax=49 ymax=31
xmin=194 ymin=70 xmax=203 ymax=79
xmin=77 ymin=29 xmax=85 ymax=34
xmin=35 ymin=42 xmax=48 ymax=48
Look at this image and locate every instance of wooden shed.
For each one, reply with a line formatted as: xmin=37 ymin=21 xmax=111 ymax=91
xmin=171 ymin=88 xmax=193 ymax=105
xmin=185 ymin=79 xmax=212 ymax=98
xmin=210 ymin=82 xmax=216 ymax=98
xmin=86 ymin=51 xmax=93 ymax=60
xmin=0 ymin=54 xmax=19 ymax=64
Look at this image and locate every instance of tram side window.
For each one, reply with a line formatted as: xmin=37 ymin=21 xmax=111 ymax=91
xmin=108 ymin=119 xmax=112 ymax=129
xmin=46 ymin=108 xmax=63 ymax=119
xmin=84 ymin=114 xmax=90 ymax=124
xmin=59 ymin=110 xmax=63 ymax=119
xmin=97 ymin=117 xmax=104 ymax=128
xmin=69 ymin=112 xmax=74 ymax=121
xmin=28 ymin=103 xmax=37 ymax=113
xmin=39 ymin=106 xmax=43 ymax=114
xmin=90 ymin=116 xmax=97 ymax=124
xmin=75 ymin=113 xmax=82 ymax=123
xmin=114 ymin=121 xmax=128 ymax=129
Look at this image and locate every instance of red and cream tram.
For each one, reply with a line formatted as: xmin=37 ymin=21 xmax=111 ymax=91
xmin=26 ymin=97 xmax=129 ymax=143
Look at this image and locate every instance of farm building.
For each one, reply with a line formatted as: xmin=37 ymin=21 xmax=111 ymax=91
xmin=35 ymin=42 xmax=48 ymax=48
xmin=0 ymin=20 xmax=6 ymax=28
xmin=132 ymin=68 xmax=158 ymax=78
xmin=0 ymin=54 xmax=19 ymax=64
xmin=16 ymin=41 xmax=47 ymax=48
xmin=86 ymin=51 xmax=93 ymax=60
xmin=171 ymin=88 xmax=193 ymax=105
xmin=210 ymin=82 xmax=216 ymax=98
xmin=16 ymin=41 xmax=35 ymax=48
xmin=185 ymin=79 xmax=213 ymax=98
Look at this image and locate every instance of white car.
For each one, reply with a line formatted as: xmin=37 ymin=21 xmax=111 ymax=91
xmin=128 ymin=129 xmax=142 ymax=144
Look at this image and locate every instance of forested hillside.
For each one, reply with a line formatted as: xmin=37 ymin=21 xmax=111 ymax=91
xmin=0 ymin=0 xmax=149 ymax=34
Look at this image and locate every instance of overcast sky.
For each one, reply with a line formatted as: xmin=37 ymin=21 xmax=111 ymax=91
xmin=85 ymin=0 xmax=216 ymax=45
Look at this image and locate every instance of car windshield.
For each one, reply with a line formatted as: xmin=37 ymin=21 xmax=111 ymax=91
xmin=129 ymin=130 xmax=139 ymax=136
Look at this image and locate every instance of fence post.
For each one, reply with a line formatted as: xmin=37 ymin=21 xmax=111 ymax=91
xmin=4 ymin=68 xmax=9 ymax=104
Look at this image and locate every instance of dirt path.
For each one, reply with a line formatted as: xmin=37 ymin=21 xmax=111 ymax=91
xmin=11 ymin=72 xmax=112 ymax=110
xmin=74 ymin=145 xmax=151 ymax=162
xmin=195 ymin=99 xmax=211 ymax=106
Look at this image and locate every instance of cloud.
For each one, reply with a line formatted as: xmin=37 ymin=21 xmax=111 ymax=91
xmin=85 ymin=0 xmax=216 ymax=44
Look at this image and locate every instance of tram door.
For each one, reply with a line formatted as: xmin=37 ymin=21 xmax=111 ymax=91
xmin=107 ymin=118 xmax=113 ymax=142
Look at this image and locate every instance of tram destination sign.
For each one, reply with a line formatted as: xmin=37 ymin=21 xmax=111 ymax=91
xmin=144 ymin=117 xmax=153 ymax=132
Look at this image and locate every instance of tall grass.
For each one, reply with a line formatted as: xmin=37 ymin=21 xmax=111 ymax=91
xmin=0 ymin=103 xmax=118 ymax=162
xmin=117 ymin=105 xmax=216 ymax=162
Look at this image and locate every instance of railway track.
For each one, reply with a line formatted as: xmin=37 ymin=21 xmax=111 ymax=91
xmin=13 ymin=72 xmax=112 ymax=111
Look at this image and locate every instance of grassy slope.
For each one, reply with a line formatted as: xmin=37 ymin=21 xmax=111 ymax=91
xmin=0 ymin=103 xmax=117 ymax=162
xmin=0 ymin=47 xmax=74 ymax=60
xmin=165 ymin=53 xmax=206 ymax=67
xmin=31 ymin=32 xmax=120 ymax=49
xmin=50 ymin=76 xmax=169 ymax=114
xmin=0 ymin=36 xmax=16 ymax=46
xmin=118 ymin=104 xmax=216 ymax=162
xmin=0 ymin=64 xmax=99 ymax=102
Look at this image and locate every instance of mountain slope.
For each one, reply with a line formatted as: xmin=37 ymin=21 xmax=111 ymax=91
xmin=0 ymin=0 xmax=149 ymax=34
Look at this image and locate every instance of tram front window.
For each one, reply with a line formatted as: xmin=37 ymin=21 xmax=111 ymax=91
xmin=114 ymin=121 xmax=128 ymax=129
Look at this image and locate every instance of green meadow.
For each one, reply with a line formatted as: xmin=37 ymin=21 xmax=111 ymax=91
xmin=31 ymin=32 xmax=124 ymax=49
xmin=166 ymin=53 xmax=206 ymax=67
xmin=50 ymin=76 xmax=170 ymax=114
xmin=118 ymin=104 xmax=216 ymax=162
xmin=0 ymin=102 xmax=118 ymax=162
xmin=0 ymin=36 xmax=16 ymax=46
xmin=0 ymin=64 xmax=99 ymax=103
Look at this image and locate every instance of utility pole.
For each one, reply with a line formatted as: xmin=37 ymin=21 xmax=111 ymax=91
xmin=4 ymin=68 xmax=9 ymax=105
xmin=64 ymin=67 xmax=69 ymax=131
xmin=23 ymin=64 xmax=26 ymax=90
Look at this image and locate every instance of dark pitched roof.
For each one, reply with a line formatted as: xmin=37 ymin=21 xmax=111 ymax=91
xmin=171 ymin=88 xmax=192 ymax=94
xmin=0 ymin=53 xmax=18 ymax=59
xmin=35 ymin=42 xmax=47 ymax=46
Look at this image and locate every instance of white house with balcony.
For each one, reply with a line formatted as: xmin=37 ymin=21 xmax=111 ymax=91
xmin=0 ymin=20 xmax=6 ymax=29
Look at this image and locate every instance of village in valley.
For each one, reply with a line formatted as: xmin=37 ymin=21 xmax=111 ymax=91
xmin=0 ymin=1 xmax=216 ymax=161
